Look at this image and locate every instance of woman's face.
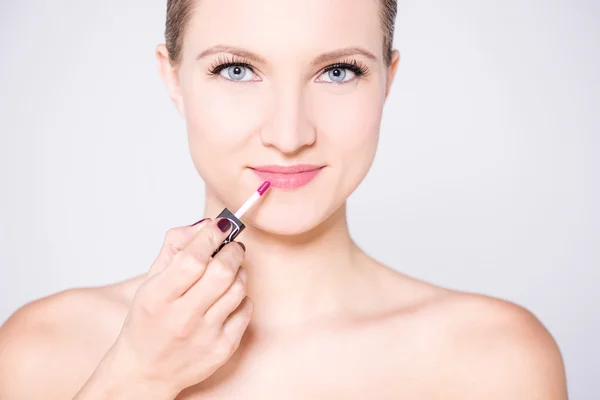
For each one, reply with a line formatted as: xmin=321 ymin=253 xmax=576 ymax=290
xmin=159 ymin=0 xmax=399 ymax=235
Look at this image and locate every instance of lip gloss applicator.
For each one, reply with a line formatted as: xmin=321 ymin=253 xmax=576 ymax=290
xmin=212 ymin=181 xmax=271 ymax=256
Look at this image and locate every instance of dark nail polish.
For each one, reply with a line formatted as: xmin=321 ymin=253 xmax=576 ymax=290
xmin=237 ymin=242 xmax=246 ymax=252
xmin=191 ymin=218 xmax=209 ymax=226
xmin=217 ymin=218 xmax=231 ymax=232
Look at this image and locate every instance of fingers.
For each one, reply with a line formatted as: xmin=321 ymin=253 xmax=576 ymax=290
xmin=222 ymin=296 xmax=253 ymax=346
xmin=204 ymin=266 xmax=247 ymax=326
xmin=150 ymin=218 xmax=234 ymax=301
xmin=147 ymin=218 xmax=211 ymax=278
xmin=178 ymin=241 xmax=245 ymax=315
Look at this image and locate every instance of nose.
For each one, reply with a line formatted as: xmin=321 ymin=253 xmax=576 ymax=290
xmin=259 ymin=84 xmax=316 ymax=155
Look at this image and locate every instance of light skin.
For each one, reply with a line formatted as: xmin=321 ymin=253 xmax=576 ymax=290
xmin=0 ymin=0 xmax=567 ymax=399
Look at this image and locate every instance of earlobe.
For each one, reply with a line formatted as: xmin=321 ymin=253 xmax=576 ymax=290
xmin=385 ymin=49 xmax=400 ymax=99
xmin=156 ymin=44 xmax=186 ymax=118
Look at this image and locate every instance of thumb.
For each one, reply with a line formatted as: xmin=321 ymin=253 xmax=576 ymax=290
xmin=146 ymin=218 xmax=211 ymax=278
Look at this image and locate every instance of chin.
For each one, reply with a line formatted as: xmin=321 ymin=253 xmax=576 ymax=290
xmin=245 ymin=186 xmax=347 ymax=237
xmin=250 ymin=209 xmax=333 ymax=236
xmin=202 ymin=164 xmax=360 ymax=236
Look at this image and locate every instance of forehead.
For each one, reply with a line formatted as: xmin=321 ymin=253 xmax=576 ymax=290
xmin=184 ymin=0 xmax=383 ymax=60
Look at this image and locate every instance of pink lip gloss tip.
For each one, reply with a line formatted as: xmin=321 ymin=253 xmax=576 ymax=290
xmin=257 ymin=181 xmax=271 ymax=196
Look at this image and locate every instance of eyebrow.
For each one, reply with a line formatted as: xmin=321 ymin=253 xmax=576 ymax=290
xmin=195 ymin=45 xmax=378 ymax=66
xmin=311 ymin=47 xmax=377 ymax=65
xmin=196 ymin=45 xmax=267 ymax=63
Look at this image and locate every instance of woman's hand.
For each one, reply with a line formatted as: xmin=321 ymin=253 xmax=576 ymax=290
xmin=76 ymin=218 xmax=252 ymax=399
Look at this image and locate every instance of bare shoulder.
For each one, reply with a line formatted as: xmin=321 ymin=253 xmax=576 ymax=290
xmin=370 ymin=264 xmax=567 ymax=399
xmin=438 ymin=291 xmax=568 ymax=398
xmin=394 ymin=277 xmax=569 ymax=399
xmin=0 ymin=284 xmax=131 ymax=399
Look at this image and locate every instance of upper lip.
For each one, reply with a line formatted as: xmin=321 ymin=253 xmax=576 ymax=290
xmin=250 ymin=164 xmax=323 ymax=174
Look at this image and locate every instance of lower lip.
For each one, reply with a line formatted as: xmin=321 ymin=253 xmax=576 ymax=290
xmin=251 ymin=168 xmax=322 ymax=189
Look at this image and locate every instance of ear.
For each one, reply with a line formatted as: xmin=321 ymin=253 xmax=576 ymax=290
xmin=385 ymin=49 xmax=400 ymax=99
xmin=156 ymin=44 xmax=186 ymax=118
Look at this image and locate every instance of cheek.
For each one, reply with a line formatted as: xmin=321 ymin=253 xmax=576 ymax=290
xmin=312 ymin=83 xmax=384 ymax=183
xmin=184 ymin=83 xmax=265 ymax=148
xmin=181 ymin=80 xmax=266 ymax=179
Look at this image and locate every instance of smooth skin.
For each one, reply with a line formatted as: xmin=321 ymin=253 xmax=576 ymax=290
xmin=0 ymin=0 xmax=567 ymax=399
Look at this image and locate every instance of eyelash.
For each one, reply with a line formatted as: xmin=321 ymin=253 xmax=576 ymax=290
xmin=207 ymin=55 xmax=370 ymax=80
xmin=323 ymin=58 xmax=370 ymax=78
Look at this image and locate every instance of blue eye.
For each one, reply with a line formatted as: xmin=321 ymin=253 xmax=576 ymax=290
xmin=208 ymin=58 xmax=261 ymax=82
xmin=326 ymin=68 xmax=351 ymax=83
xmin=221 ymin=65 xmax=256 ymax=81
xmin=317 ymin=62 xmax=366 ymax=84
xmin=208 ymin=58 xmax=368 ymax=83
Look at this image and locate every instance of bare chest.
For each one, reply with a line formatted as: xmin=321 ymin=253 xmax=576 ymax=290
xmin=175 ymin=331 xmax=437 ymax=400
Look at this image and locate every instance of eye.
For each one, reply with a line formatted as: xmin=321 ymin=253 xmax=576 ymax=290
xmin=315 ymin=61 xmax=368 ymax=84
xmin=208 ymin=56 xmax=262 ymax=82
xmin=219 ymin=65 xmax=258 ymax=82
xmin=317 ymin=67 xmax=357 ymax=83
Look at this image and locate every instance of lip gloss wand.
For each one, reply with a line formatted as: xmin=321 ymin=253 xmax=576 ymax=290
xmin=211 ymin=181 xmax=271 ymax=256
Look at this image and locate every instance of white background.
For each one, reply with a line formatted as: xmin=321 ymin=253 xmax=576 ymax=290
xmin=1 ymin=1 xmax=598 ymax=398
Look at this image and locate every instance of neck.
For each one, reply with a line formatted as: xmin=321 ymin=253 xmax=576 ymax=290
xmin=204 ymin=189 xmax=364 ymax=331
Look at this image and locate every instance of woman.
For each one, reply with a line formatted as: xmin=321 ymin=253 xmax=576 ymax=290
xmin=0 ymin=0 xmax=567 ymax=398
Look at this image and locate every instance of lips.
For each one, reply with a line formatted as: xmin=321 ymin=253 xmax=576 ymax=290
xmin=250 ymin=164 xmax=323 ymax=189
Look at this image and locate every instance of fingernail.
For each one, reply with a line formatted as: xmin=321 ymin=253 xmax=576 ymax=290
xmin=217 ymin=218 xmax=231 ymax=232
xmin=237 ymin=242 xmax=246 ymax=252
xmin=191 ymin=218 xmax=209 ymax=226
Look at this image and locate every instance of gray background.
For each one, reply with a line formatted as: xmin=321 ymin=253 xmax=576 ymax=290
xmin=0 ymin=0 xmax=598 ymax=398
